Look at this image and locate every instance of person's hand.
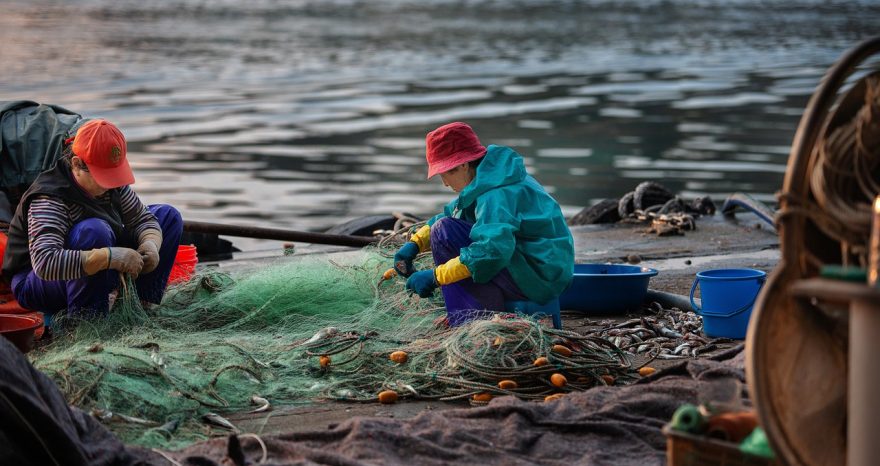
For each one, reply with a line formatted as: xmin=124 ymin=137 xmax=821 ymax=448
xmin=108 ymin=247 xmax=144 ymax=276
xmin=393 ymin=242 xmax=419 ymax=277
xmin=406 ymin=269 xmax=438 ymax=298
xmin=137 ymin=240 xmax=160 ymax=274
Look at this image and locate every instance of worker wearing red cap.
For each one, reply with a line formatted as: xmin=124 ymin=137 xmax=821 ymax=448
xmin=393 ymin=122 xmax=574 ymax=326
xmin=2 ymin=119 xmax=183 ymax=321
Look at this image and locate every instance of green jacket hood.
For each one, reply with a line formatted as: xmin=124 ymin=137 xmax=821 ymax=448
xmin=457 ymin=145 xmax=526 ymax=210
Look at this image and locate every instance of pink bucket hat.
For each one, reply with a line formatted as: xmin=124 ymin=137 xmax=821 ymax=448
xmin=425 ymin=122 xmax=487 ymax=178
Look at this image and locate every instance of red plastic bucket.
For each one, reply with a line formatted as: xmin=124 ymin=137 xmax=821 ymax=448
xmin=0 ymin=314 xmax=42 ymax=353
xmin=0 ymin=231 xmax=7 ymax=293
xmin=0 ymin=231 xmax=7 ymax=267
xmin=0 ymin=293 xmax=29 ymax=315
xmin=0 ymin=294 xmax=45 ymax=340
xmin=25 ymin=312 xmax=45 ymax=340
xmin=168 ymin=244 xmax=198 ymax=285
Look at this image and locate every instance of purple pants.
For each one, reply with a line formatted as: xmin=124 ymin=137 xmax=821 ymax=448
xmin=11 ymin=204 xmax=183 ymax=319
xmin=431 ymin=217 xmax=527 ymax=326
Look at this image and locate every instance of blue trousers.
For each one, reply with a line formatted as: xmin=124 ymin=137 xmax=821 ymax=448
xmin=431 ymin=217 xmax=527 ymax=326
xmin=11 ymin=204 xmax=183 ymax=319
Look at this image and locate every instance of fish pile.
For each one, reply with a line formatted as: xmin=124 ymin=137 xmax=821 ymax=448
xmin=585 ymin=303 xmax=734 ymax=359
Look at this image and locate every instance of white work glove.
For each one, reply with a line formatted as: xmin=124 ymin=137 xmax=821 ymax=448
xmin=138 ymin=240 xmax=160 ymax=274
xmin=108 ymin=247 xmax=144 ymax=276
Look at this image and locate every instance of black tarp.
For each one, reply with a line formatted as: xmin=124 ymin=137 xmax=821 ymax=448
xmin=173 ymin=349 xmax=748 ymax=466
xmin=1 ymin=329 xmax=748 ymax=466
xmin=0 ymin=336 xmax=159 ymax=466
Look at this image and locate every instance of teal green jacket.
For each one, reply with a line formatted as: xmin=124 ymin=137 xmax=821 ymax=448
xmin=429 ymin=145 xmax=574 ymax=303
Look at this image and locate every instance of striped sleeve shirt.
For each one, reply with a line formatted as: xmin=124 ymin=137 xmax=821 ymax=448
xmin=27 ymin=186 xmax=160 ymax=280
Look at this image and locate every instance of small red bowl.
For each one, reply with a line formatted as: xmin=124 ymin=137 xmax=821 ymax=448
xmin=0 ymin=314 xmax=42 ymax=353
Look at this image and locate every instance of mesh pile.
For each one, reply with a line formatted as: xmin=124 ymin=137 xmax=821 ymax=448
xmin=31 ymin=248 xmax=633 ymax=449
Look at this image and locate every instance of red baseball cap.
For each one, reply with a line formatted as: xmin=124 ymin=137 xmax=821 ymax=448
xmin=425 ymin=122 xmax=487 ymax=179
xmin=71 ymin=119 xmax=134 ymax=188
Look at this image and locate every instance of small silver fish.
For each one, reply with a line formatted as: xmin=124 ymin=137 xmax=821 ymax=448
xmin=305 ymin=327 xmax=339 ymax=344
xmin=91 ymin=408 xmax=114 ymax=422
xmin=202 ymin=412 xmax=238 ymax=431
xmin=672 ymin=343 xmax=691 ymax=355
xmin=251 ymin=357 xmax=271 ymax=369
xmin=657 ymin=353 xmax=688 ymax=360
xmin=149 ymin=349 xmax=165 ymax=368
xmin=91 ymin=408 xmax=156 ymax=426
xmin=157 ymin=419 xmax=180 ymax=434
xmin=398 ymin=383 xmax=419 ymax=396
xmin=658 ymin=326 xmax=683 ymax=339
xmin=248 ymin=395 xmax=271 ymax=413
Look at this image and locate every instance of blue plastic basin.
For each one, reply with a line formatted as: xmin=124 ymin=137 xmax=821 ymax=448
xmin=559 ymin=263 xmax=659 ymax=314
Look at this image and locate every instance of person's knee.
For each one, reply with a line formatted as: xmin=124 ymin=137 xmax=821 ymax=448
xmin=432 ymin=217 xmax=453 ymax=230
xmin=430 ymin=217 xmax=453 ymax=242
xmin=429 ymin=221 xmax=444 ymax=249
xmin=150 ymin=204 xmax=183 ymax=239
xmin=68 ymin=219 xmax=115 ymax=249
xmin=430 ymin=217 xmax=468 ymax=249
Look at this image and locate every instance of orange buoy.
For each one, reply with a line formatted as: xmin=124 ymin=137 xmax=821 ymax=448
xmin=378 ymin=268 xmax=397 ymax=286
xmin=550 ymin=373 xmax=567 ymax=388
xmin=472 ymin=393 xmax=493 ymax=402
xmin=638 ymin=366 xmax=656 ymax=377
xmin=544 ymin=393 xmax=565 ymax=402
xmin=378 ymin=390 xmax=398 ymax=404
xmin=498 ymin=380 xmax=518 ymax=390
xmin=389 ymin=351 xmax=408 ymax=364
xmin=551 ymin=344 xmax=572 ymax=357
xmin=533 ymin=356 xmax=549 ymax=367
xmin=319 ymin=355 xmax=331 ymax=367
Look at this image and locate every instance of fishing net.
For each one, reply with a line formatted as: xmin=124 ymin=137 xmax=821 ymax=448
xmin=30 ymin=247 xmax=634 ymax=450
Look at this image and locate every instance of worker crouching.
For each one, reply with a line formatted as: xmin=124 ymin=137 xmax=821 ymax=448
xmin=395 ymin=122 xmax=574 ymax=326
xmin=1 ymin=119 xmax=182 ymax=321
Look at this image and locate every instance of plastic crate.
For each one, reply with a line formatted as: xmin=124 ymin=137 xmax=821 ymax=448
xmin=663 ymin=425 xmax=780 ymax=466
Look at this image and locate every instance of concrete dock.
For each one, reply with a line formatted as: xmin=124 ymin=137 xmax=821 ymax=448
xmin=221 ymin=210 xmax=778 ymax=436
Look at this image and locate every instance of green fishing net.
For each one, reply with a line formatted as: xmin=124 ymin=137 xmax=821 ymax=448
xmin=30 ymin=248 xmax=634 ymax=449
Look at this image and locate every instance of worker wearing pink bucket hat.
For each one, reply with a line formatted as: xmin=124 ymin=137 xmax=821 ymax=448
xmin=393 ymin=122 xmax=574 ymax=327
xmin=2 ymin=118 xmax=183 ymax=325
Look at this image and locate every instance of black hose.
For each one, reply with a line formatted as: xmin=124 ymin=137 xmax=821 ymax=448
xmin=183 ymin=220 xmax=376 ymax=248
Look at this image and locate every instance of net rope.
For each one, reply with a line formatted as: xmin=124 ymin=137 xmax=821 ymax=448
xmin=776 ymin=73 xmax=880 ymax=267
xmin=31 ymin=247 xmax=633 ymax=449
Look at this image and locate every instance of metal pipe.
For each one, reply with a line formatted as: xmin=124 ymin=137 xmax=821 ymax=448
xmin=183 ymin=220 xmax=376 ymax=248
xmin=645 ymin=289 xmax=698 ymax=313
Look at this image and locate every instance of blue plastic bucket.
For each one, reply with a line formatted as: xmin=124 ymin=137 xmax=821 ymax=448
xmin=690 ymin=268 xmax=766 ymax=339
xmin=559 ymin=264 xmax=658 ymax=314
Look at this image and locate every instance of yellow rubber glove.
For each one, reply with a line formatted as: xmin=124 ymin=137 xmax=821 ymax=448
xmin=434 ymin=256 xmax=472 ymax=286
xmin=410 ymin=224 xmax=431 ymax=253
